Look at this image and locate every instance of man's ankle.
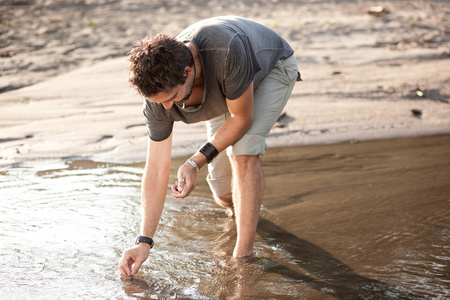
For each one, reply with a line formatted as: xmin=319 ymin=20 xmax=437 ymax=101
xmin=233 ymin=246 xmax=254 ymax=259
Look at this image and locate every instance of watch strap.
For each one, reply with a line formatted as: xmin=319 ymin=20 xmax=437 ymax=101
xmin=135 ymin=236 xmax=154 ymax=248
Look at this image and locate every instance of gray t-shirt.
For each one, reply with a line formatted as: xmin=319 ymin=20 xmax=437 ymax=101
xmin=144 ymin=16 xmax=294 ymax=141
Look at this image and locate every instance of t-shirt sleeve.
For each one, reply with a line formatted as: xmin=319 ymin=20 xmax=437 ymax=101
xmin=143 ymin=101 xmax=174 ymax=141
xmin=223 ymin=34 xmax=261 ymax=100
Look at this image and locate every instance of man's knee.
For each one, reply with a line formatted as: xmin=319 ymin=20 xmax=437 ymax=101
xmin=221 ymin=194 xmax=232 ymax=202
xmin=213 ymin=193 xmax=233 ymax=211
xmin=216 ymin=193 xmax=232 ymax=203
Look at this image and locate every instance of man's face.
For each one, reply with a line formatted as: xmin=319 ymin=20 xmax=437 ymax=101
xmin=146 ymin=69 xmax=195 ymax=110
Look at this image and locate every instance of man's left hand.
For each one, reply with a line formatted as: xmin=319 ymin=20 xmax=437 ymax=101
xmin=171 ymin=162 xmax=197 ymax=198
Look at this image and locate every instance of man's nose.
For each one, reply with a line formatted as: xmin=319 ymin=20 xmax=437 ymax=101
xmin=162 ymin=101 xmax=174 ymax=109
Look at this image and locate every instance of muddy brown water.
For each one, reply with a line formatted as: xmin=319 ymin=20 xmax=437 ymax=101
xmin=1 ymin=135 xmax=449 ymax=299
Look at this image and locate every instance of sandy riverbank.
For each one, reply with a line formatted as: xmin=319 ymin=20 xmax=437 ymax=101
xmin=1 ymin=0 xmax=449 ymax=167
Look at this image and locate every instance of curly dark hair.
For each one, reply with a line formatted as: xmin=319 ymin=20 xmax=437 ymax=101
xmin=128 ymin=33 xmax=194 ymax=97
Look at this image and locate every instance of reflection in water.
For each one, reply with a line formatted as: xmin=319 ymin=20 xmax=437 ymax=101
xmin=1 ymin=135 xmax=449 ymax=299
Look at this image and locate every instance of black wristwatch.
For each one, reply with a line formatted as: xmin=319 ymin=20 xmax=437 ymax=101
xmin=135 ymin=236 xmax=154 ymax=248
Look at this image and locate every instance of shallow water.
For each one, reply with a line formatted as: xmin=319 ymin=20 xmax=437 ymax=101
xmin=1 ymin=135 xmax=449 ymax=299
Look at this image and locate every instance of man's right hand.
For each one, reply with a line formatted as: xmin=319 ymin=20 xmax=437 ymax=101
xmin=118 ymin=243 xmax=151 ymax=277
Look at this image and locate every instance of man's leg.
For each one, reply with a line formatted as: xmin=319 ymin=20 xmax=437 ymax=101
xmin=226 ymin=56 xmax=299 ymax=257
xmin=230 ymin=155 xmax=264 ymax=258
xmin=205 ymin=113 xmax=234 ymax=215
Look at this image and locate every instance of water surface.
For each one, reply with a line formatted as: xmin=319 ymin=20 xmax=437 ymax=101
xmin=1 ymin=135 xmax=449 ymax=299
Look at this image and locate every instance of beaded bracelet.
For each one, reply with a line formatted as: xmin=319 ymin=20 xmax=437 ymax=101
xmin=199 ymin=142 xmax=219 ymax=163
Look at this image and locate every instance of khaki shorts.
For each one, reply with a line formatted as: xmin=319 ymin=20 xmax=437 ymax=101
xmin=205 ymin=55 xmax=300 ymax=197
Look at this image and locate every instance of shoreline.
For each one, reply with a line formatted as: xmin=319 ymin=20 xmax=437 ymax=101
xmin=2 ymin=132 xmax=450 ymax=169
xmin=1 ymin=55 xmax=449 ymax=168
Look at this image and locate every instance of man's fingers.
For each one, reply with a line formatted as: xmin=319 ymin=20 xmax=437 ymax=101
xmin=119 ymin=244 xmax=150 ymax=277
xmin=131 ymin=260 xmax=143 ymax=276
xmin=118 ymin=263 xmax=127 ymax=276
xmin=119 ymin=256 xmax=133 ymax=277
xmin=177 ymin=178 xmax=185 ymax=192
xmin=171 ymin=183 xmax=194 ymax=198
xmin=171 ymin=180 xmax=184 ymax=195
xmin=119 ymin=256 xmax=141 ymax=277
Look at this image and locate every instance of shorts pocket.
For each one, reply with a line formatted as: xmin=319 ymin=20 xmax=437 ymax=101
xmin=275 ymin=59 xmax=298 ymax=86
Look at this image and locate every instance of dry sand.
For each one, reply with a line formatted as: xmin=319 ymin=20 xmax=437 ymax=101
xmin=1 ymin=0 xmax=449 ymax=167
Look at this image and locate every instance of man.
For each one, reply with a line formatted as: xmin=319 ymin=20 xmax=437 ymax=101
xmin=119 ymin=16 xmax=300 ymax=277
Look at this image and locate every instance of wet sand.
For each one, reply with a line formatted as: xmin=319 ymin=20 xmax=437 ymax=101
xmin=1 ymin=135 xmax=448 ymax=298
xmin=187 ymin=134 xmax=450 ymax=298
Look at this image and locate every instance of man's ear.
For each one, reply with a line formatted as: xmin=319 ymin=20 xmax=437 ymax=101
xmin=184 ymin=66 xmax=192 ymax=76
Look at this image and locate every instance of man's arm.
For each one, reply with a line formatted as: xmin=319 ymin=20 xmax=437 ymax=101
xmin=172 ymin=82 xmax=254 ymax=197
xmin=210 ymin=81 xmax=254 ymax=153
xmin=119 ymin=133 xmax=172 ymax=276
